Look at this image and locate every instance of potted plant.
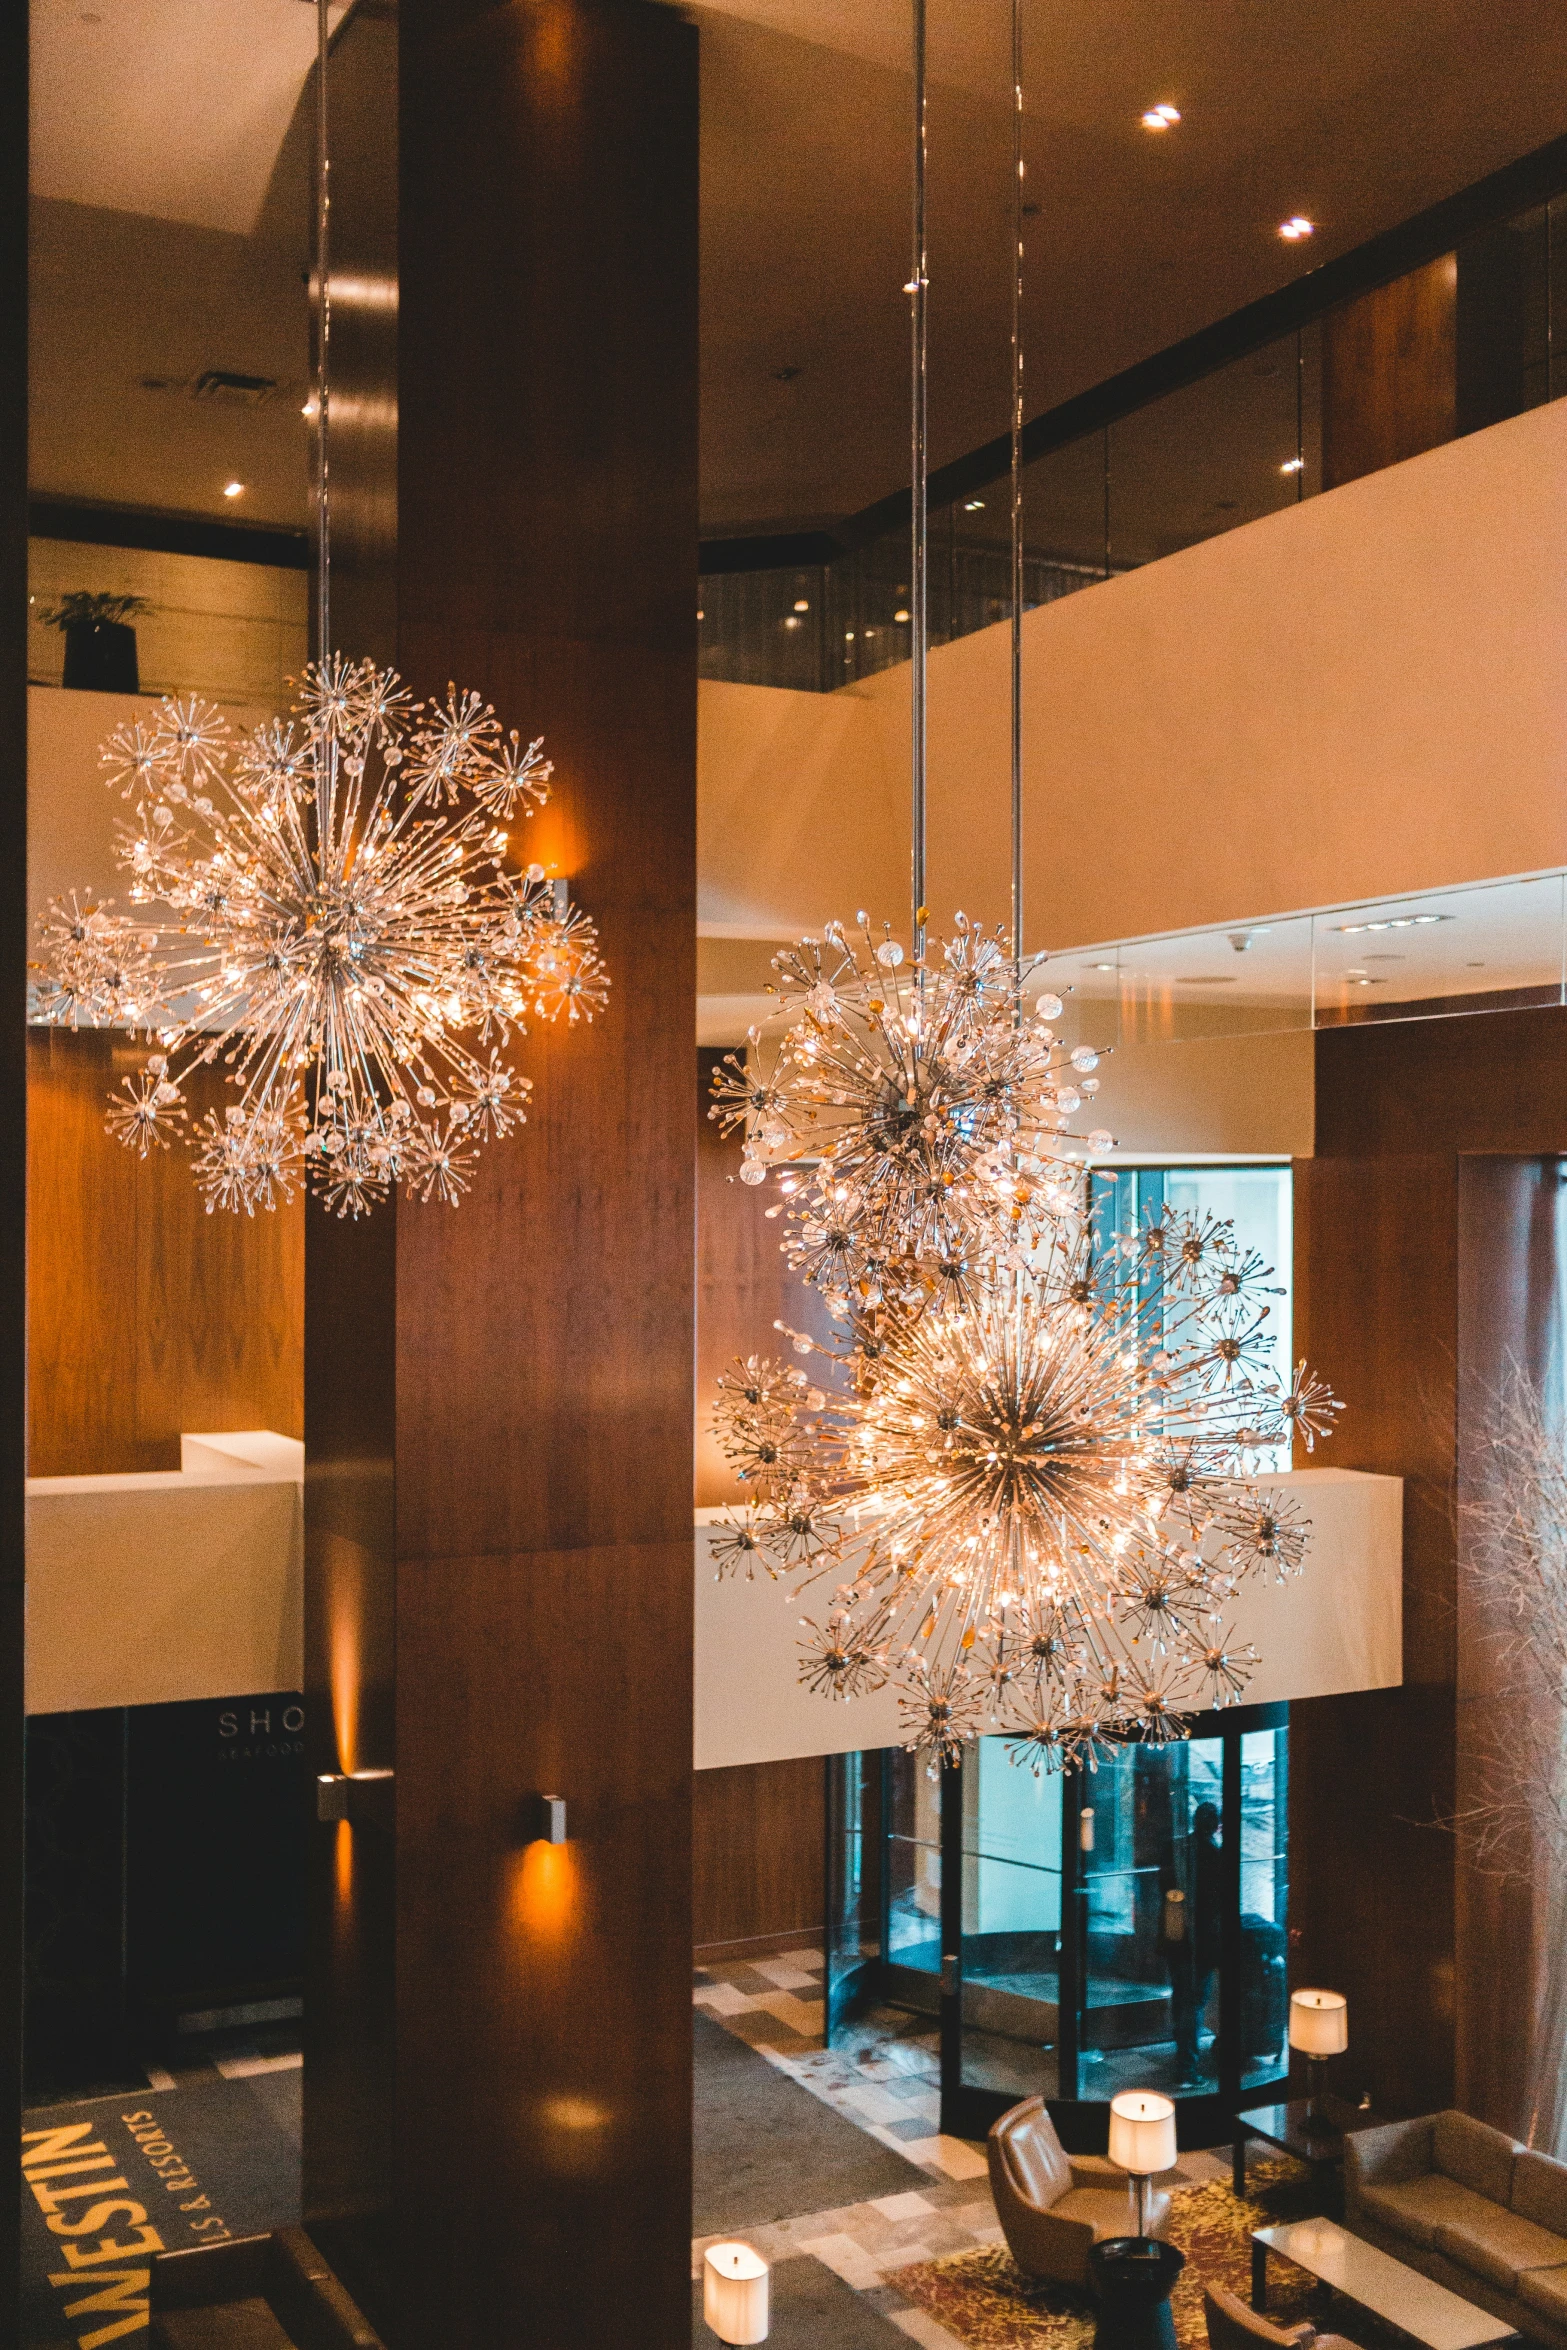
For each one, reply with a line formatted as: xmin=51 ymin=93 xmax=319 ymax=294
xmin=36 ymin=591 xmax=151 ymax=693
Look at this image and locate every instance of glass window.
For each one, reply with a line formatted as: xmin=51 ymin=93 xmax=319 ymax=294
xmin=959 ymin=1736 xmax=1062 ymax=2102
xmin=1079 ymin=1737 xmax=1225 ymax=2101
xmin=886 ymin=1747 xmax=941 ymax=1977
xmin=1239 ymin=1727 xmax=1290 ymax=2091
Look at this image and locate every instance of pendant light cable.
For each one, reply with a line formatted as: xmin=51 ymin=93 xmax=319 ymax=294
xmin=313 ymin=0 xmax=332 ymax=672
xmin=909 ymin=0 xmax=929 ymax=969
xmin=1009 ymin=0 xmax=1024 ymax=1014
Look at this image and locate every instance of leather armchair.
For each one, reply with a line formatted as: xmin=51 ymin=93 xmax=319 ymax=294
xmin=988 ymin=2096 xmax=1172 ymax=2289
xmin=1204 ymin=2283 xmax=1356 ymax=2350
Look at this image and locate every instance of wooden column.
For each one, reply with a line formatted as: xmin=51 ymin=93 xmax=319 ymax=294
xmin=1296 ymin=1010 xmax=1567 ymax=2126
xmin=0 ymin=0 xmax=26 ymax=2322
xmin=1322 ymin=256 xmax=1457 ymax=490
xmin=304 ymin=4 xmax=697 ymax=2344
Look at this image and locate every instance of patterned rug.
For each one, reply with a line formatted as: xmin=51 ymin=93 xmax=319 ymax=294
xmin=889 ymin=2158 xmax=1340 ymax=2350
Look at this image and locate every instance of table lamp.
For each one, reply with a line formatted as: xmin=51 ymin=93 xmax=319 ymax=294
xmin=1108 ymin=2088 xmax=1177 ymax=2241
xmin=703 ymin=2241 xmax=769 ymax=2345
xmin=1290 ymin=1988 xmax=1348 ymax=2130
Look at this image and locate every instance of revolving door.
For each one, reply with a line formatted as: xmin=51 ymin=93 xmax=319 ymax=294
xmin=826 ymin=1703 xmax=1289 ymax=2149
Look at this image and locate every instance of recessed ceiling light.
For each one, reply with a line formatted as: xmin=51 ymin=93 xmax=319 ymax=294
xmin=223 ymin=480 xmax=245 ymax=498
xmin=964 ymin=498 xmax=985 ymax=512
xmin=782 ymin=616 xmax=801 ymax=631
xmin=1333 ymin=913 xmax=1448 ymax=935
xmin=1091 ymin=962 xmax=1116 ymax=972
xmin=792 ymin=598 xmax=809 ymax=612
xmin=1280 ymin=457 xmax=1305 ymax=474
xmin=1279 ymin=216 xmax=1315 ymax=241
xmin=1183 ymin=975 xmax=1237 ymax=985
xmin=894 ymin=608 xmax=910 ymax=623
xmin=1141 ymin=103 xmax=1181 ymax=131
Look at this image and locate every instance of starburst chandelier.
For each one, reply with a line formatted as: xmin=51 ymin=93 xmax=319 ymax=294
xmin=27 ymin=0 xmax=606 ymax=1218
xmin=712 ymin=1201 xmax=1340 ymax=1770
xmin=708 ymin=915 xmax=1110 ymax=1310
xmin=30 ymin=670 xmax=606 ymax=1215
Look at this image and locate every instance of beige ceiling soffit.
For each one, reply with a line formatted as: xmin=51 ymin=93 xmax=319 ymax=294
xmin=697 ymin=919 xmax=805 ymax=941
xmin=31 ymin=0 xmax=349 ymax=237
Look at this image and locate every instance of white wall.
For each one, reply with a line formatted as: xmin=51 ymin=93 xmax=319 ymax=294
xmin=695 ymin=1466 xmax=1402 ymax=1771
xmin=700 ymin=401 xmax=1567 ymax=954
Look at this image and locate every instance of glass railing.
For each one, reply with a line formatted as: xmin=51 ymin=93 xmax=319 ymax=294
xmin=702 ymin=180 xmax=1567 ymax=693
xmin=1040 ymin=867 xmax=1567 ymax=1048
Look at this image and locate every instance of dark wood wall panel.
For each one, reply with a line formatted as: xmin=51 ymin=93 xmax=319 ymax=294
xmin=694 ymin=1759 xmax=825 ymax=1958
xmin=27 ymin=1028 xmax=303 ymax=1476
xmin=2 ymin=0 xmax=27 ymax=2316
xmin=1300 ymin=1012 xmax=1567 ymax=2127
xmin=1323 ymin=254 xmax=1457 ymax=490
xmin=1293 ymin=1150 xmax=1459 ymax=2117
xmin=301 ymin=2 xmax=699 ymax=2344
xmin=1453 ymin=1156 xmax=1567 ymax=2136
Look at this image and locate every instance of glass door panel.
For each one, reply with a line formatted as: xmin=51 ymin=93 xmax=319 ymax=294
xmin=1239 ymin=1727 xmax=1290 ymax=2090
xmin=1078 ymin=1737 xmax=1224 ymax=2101
xmin=958 ymin=1737 xmax=1062 ymax=2101
xmin=825 ymin=1751 xmax=882 ymax=2039
xmin=885 ymin=1747 xmax=942 ymax=1988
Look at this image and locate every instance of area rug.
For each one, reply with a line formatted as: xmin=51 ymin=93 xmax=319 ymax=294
xmin=889 ymin=2158 xmax=1338 ymax=2350
xmin=694 ymin=2007 xmax=929 ymax=2235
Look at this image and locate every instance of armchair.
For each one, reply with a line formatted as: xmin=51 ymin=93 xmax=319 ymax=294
xmin=1204 ymin=2284 xmax=1357 ymax=2350
xmin=988 ymin=2097 xmax=1172 ymax=2289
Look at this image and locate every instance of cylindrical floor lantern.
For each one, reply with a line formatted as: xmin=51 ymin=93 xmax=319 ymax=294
xmin=1108 ymin=2089 xmax=1177 ymax=2240
xmin=704 ymin=2241 xmax=769 ymax=2345
xmin=1290 ymin=1988 xmax=1348 ymax=2129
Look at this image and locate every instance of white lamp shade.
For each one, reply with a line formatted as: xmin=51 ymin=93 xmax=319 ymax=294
xmin=1108 ymin=2089 xmax=1178 ymax=2177
xmin=1290 ymin=1988 xmax=1348 ymax=2056
xmin=704 ymin=2241 xmax=770 ymax=2345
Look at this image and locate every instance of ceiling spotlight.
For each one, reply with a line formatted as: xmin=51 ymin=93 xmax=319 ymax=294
xmin=1280 ymin=457 xmax=1305 ymax=474
xmin=1333 ymin=913 xmax=1448 ymax=936
xmin=792 ymin=598 xmax=809 ymax=612
xmin=223 ymin=481 xmax=245 ymax=499
xmin=894 ymin=608 xmax=910 ymax=623
xmin=1279 ymin=216 xmax=1315 ymax=241
xmin=1141 ymin=103 xmax=1181 ymax=130
xmin=964 ymin=498 xmax=986 ymax=512
xmin=1091 ymin=961 xmax=1116 ymax=973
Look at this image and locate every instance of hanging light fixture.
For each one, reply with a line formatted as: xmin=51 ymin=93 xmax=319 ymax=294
xmin=713 ymin=1209 xmax=1340 ymax=1768
xmin=711 ymin=0 xmax=1342 ymax=1772
xmin=28 ymin=0 xmax=605 ymax=1217
xmin=706 ymin=0 xmax=1107 ymax=1303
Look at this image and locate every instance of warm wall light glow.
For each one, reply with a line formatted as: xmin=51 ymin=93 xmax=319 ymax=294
xmin=509 ymin=1837 xmax=580 ymax=1943
xmin=334 ymin=1817 xmax=353 ymax=1903
xmin=1141 ymin=103 xmax=1180 ymax=130
xmin=329 ymin=1607 xmax=360 ymax=1777
xmin=1279 ymin=216 xmax=1314 ymax=241
xmin=223 ymin=480 xmax=245 ymax=498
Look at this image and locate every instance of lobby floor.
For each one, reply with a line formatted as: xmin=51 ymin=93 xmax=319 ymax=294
xmin=691 ymin=1944 xmax=1228 ymax=2347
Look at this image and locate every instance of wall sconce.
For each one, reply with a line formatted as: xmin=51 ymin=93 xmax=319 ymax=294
xmin=316 ymin=1768 xmax=395 ymax=1831
xmin=703 ymin=2242 xmax=769 ymax=2345
xmin=531 ymin=1793 xmax=567 ymax=1845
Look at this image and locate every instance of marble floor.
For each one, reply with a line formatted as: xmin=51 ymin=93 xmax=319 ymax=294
xmin=692 ymin=1944 xmax=1228 ymax=2346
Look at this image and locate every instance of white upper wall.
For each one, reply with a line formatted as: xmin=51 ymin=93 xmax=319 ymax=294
xmin=700 ymin=399 xmax=1567 ymax=951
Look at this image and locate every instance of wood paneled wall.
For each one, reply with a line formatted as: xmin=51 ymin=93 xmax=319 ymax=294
xmin=1297 ymin=1007 xmax=1567 ymax=2127
xmin=26 ymin=1029 xmax=304 ymax=1476
xmin=2 ymin=0 xmax=27 ymax=2318
xmin=694 ymin=1759 xmax=825 ymax=1960
xmin=304 ymin=7 xmax=699 ymax=2347
xmin=1323 ymin=255 xmax=1457 ymax=490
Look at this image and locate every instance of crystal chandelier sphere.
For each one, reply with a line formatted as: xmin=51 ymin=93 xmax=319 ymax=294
xmin=712 ymin=1201 xmax=1339 ymax=1771
xmin=30 ymin=660 xmax=607 ymax=1215
xmin=708 ymin=912 xmax=1112 ymax=1307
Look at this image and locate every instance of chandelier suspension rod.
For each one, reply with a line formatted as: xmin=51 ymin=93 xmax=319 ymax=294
xmin=909 ymin=0 xmax=928 ymax=968
xmin=1009 ymin=0 xmax=1024 ymax=1011
xmin=313 ymin=0 xmax=332 ymax=675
